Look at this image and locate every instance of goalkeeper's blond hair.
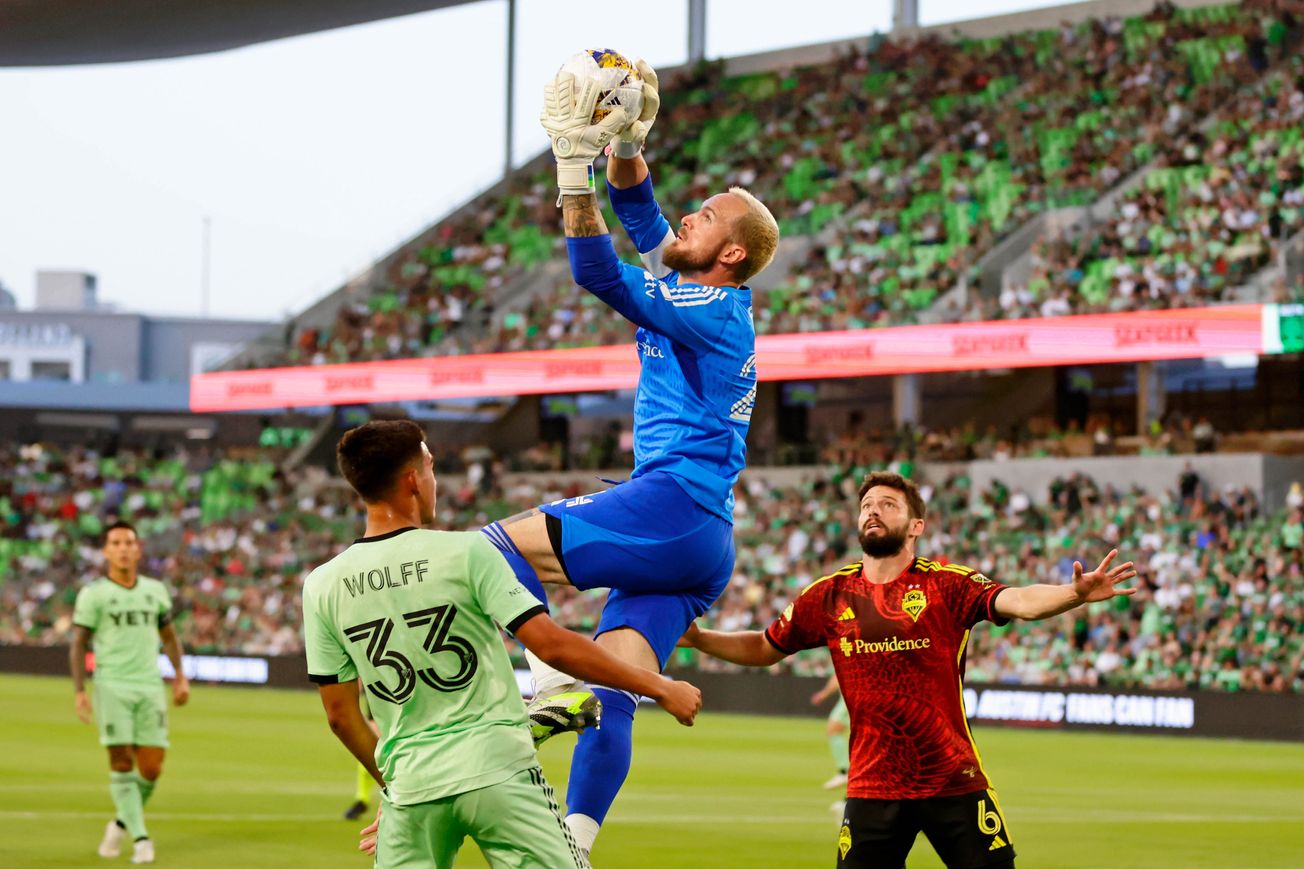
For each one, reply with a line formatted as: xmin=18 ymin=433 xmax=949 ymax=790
xmin=728 ymin=187 xmax=780 ymax=283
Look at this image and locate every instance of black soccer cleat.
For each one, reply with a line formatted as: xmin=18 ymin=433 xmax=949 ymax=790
xmin=343 ymin=799 xmax=369 ymax=821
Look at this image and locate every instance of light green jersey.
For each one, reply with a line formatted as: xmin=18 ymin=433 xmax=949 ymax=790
xmin=302 ymin=528 xmax=546 ymax=806
xmin=72 ymin=576 xmax=172 ymax=687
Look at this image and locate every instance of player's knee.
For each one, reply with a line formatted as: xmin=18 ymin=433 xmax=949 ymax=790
xmin=107 ymin=748 xmax=134 ymax=773
xmin=827 ymin=720 xmax=848 ymax=736
xmin=133 ymin=746 xmax=165 ymax=779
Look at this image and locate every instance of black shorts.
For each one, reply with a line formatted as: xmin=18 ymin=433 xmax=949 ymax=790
xmin=836 ymin=789 xmax=1015 ymax=869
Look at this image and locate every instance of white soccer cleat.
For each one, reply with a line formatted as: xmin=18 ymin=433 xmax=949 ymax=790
xmin=130 ymin=839 xmax=155 ymax=864
xmin=822 ymin=772 xmax=848 ymax=790
xmin=98 ymin=820 xmax=125 ymax=858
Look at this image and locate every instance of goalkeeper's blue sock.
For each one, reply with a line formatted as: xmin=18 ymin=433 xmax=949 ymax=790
xmin=565 ymin=687 xmax=636 ymax=849
xmin=480 ymin=522 xmax=548 ymax=609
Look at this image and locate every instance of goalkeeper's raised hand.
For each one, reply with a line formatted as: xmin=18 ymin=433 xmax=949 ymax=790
xmin=541 ymin=71 xmax=629 ymax=197
xmin=613 ymin=59 xmax=660 ymax=158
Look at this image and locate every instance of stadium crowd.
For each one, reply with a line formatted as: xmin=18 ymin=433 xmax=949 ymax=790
xmin=0 ymin=443 xmax=354 ymax=656
xmin=1 ymin=440 xmax=1299 ymax=694
xmin=251 ymin=4 xmax=1299 ymax=365
xmin=748 ymin=2 xmax=1276 ymax=334
xmin=501 ymin=411 xmax=1226 ymax=474
xmin=993 ymin=56 xmax=1304 ymax=319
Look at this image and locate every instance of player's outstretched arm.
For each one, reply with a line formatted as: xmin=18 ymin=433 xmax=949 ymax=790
xmin=514 ymin=613 xmax=701 ymax=726
xmin=70 ymin=625 xmax=93 ymax=723
xmin=994 ymin=549 xmax=1137 ymax=621
xmin=678 ymin=622 xmax=788 ymax=668
xmin=317 ymin=680 xmax=385 ymax=788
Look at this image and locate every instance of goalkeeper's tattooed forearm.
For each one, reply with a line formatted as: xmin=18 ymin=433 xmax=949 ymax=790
xmin=562 ymin=194 xmax=609 ymax=237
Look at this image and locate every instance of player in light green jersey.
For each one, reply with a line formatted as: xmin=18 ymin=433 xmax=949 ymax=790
xmin=70 ymin=521 xmax=190 ymax=865
xmin=811 ymin=673 xmax=850 ymax=814
xmin=304 ymin=420 xmax=702 ymax=868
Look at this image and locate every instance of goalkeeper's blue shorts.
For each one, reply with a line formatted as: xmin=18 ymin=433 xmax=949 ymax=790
xmin=538 ymin=471 xmax=734 ymax=668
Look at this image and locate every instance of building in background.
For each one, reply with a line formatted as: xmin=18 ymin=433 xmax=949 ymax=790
xmin=0 ymin=271 xmax=279 ymax=447
xmin=0 ymin=271 xmax=274 ymax=385
xmin=35 ymin=270 xmax=99 ymax=311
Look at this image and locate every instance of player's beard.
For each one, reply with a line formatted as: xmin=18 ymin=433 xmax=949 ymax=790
xmin=859 ymin=519 xmax=910 ymax=558
xmin=663 ymin=236 xmax=726 ymax=275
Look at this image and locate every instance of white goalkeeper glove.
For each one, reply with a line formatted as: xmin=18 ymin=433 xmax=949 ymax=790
xmin=613 ymin=59 xmax=660 ymax=159
xmin=541 ymin=71 xmax=630 ymax=197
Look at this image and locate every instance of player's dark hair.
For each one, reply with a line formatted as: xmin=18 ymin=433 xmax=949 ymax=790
xmin=336 ymin=420 xmax=426 ymax=502
xmin=102 ymin=520 xmax=138 ymax=546
xmin=857 ymin=472 xmax=927 ymax=521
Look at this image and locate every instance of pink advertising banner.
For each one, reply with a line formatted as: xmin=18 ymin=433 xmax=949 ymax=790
xmin=190 ymin=305 xmax=1267 ymax=412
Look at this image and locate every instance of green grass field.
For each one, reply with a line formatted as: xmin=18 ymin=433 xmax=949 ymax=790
xmin=2 ymin=674 xmax=1301 ymax=868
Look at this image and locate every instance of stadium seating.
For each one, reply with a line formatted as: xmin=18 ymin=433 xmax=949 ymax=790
xmin=250 ymin=4 xmax=1295 ymax=364
xmin=0 ymin=444 xmax=350 ymax=655
xmin=281 ymin=168 xmax=563 ymax=365
xmin=1 ymin=442 xmax=1298 ymax=693
xmin=484 ymin=275 xmax=634 ymax=352
xmin=748 ymin=7 xmax=1271 ymax=333
xmin=995 ymin=56 xmax=1304 ymax=318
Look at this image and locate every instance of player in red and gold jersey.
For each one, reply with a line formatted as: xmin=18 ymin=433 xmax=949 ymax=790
xmin=681 ymin=471 xmax=1136 ymax=869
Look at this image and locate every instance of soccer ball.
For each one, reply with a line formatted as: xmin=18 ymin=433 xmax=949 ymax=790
xmin=559 ymin=48 xmax=643 ymax=124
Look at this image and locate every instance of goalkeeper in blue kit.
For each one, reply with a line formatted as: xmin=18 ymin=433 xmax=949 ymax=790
xmin=479 ymin=59 xmax=779 ymax=857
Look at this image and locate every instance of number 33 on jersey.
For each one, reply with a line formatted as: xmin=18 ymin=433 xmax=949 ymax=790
xmin=303 ymin=528 xmax=547 ymax=804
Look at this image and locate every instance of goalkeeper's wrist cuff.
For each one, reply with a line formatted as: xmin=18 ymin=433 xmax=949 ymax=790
xmin=612 ymin=139 xmax=643 ymax=159
xmin=556 ymin=160 xmax=596 ymax=198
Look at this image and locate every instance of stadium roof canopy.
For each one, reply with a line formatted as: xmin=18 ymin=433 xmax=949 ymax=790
xmin=0 ymin=0 xmax=482 ymax=66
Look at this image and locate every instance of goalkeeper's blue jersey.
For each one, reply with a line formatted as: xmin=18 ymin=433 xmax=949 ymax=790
xmin=566 ymin=176 xmax=756 ymax=522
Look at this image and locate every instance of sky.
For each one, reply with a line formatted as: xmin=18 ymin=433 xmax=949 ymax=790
xmin=0 ymin=0 xmax=1056 ymax=322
